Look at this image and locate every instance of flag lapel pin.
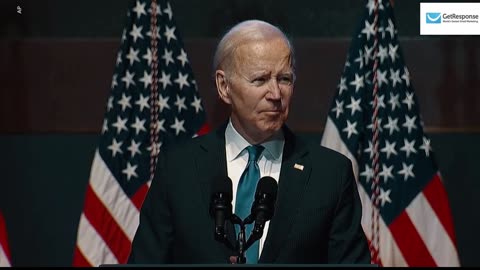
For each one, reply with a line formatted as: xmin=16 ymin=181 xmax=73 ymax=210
xmin=294 ymin=163 xmax=304 ymax=171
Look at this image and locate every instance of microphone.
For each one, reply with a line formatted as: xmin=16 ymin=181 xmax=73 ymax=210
xmin=244 ymin=176 xmax=278 ymax=249
xmin=209 ymin=175 xmax=233 ymax=244
xmin=251 ymin=176 xmax=278 ymax=229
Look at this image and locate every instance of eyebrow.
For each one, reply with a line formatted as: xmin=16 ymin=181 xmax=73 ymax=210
xmin=249 ymin=69 xmax=293 ymax=76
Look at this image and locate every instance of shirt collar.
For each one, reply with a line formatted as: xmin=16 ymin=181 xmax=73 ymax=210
xmin=225 ymin=118 xmax=284 ymax=162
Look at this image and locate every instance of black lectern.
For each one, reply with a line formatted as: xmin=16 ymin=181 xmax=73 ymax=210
xmin=99 ymin=264 xmax=378 ymax=268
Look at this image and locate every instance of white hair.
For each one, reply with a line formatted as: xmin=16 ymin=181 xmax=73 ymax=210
xmin=212 ymin=20 xmax=295 ymax=76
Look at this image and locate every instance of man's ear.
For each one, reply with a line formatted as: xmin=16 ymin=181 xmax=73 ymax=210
xmin=215 ymin=70 xmax=232 ymax=105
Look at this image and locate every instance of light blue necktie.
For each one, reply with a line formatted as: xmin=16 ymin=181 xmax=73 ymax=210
xmin=235 ymin=145 xmax=264 ymax=264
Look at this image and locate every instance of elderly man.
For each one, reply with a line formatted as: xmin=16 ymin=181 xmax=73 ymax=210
xmin=128 ymin=19 xmax=370 ymax=265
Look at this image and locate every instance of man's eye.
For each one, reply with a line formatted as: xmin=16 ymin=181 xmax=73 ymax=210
xmin=252 ymin=78 xmax=266 ymax=84
xmin=279 ymin=76 xmax=293 ymax=84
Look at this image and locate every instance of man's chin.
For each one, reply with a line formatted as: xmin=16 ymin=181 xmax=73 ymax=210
xmin=260 ymin=120 xmax=284 ymax=134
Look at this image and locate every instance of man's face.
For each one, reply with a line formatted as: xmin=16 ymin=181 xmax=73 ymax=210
xmin=219 ymin=37 xmax=294 ymax=143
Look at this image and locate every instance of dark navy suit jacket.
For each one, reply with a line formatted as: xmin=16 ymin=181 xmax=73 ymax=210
xmin=128 ymin=124 xmax=370 ymax=264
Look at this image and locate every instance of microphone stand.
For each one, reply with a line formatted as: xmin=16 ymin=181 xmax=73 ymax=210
xmin=212 ymin=213 xmax=248 ymax=264
xmin=229 ymin=214 xmax=265 ymax=264
xmin=229 ymin=214 xmax=247 ymax=264
xmin=243 ymin=215 xmax=265 ymax=252
xmin=214 ymin=226 xmax=235 ymax=251
xmin=211 ymin=207 xmax=267 ymax=264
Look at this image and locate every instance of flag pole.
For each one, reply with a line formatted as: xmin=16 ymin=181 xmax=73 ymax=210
xmin=370 ymin=0 xmax=381 ymax=265
xmin=149 ymin=0 xmax=160 ymax=183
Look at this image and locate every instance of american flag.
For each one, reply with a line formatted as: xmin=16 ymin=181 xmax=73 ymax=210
xmin=73 ymin=0 xmax=209 ymax=266
xmin=321 ymin=0 xmax=460 ymax=266
xmin=0 ymin=211 xmax=11 ymax=267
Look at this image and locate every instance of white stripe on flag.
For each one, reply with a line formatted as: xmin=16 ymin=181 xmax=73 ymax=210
xmin=90 ymin=150 xmax=140 ymax=240
xmin=77 ymin=213 xmax=118 ymax=267
xmin=0 ymin=245 xmax=10 ymax=267
xmin=406 ymin=192 xmax=460 ymax=266
xmin=321 ymin=117 xmax=407 ymax=266
xmin=358 ymin=182 xmax=408 ymax=266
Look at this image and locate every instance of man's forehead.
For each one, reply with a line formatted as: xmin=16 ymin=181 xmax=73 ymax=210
xmin=234 ymin=37 xmax=291 ymax=60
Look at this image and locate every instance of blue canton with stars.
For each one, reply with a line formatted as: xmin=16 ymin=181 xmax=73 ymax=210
xmin=98 ymin=0 xmax=206 ymax=197
xmin=327 ymin=0 xmax=439 ymax=225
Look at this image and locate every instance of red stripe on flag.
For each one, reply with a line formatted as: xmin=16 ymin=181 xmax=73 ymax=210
xmin=0 ymin=212 xmax=10 ymax=262
xmin=73 ymin=246 xmax=92 ymax=267
xmin=131 ymin=183 xmax=149 ymax=210
xmin=196 ymin=123 xmax=210 ymax=136
xmin=422 ymin=173 xmax=457 ymax=245
xmin=389 ymin=211 xmax=436 ymax=266
xmin=83 ymin=184 xmax=131 ymax=264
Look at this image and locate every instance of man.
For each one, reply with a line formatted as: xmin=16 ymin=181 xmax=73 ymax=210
xmin=128 ymin=19 xmax=370 ymax=264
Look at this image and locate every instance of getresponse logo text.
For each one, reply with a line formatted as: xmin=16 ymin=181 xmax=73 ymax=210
xmin=443 ymin=13 xmax=479 ymax=20
xmin=426 ymin=12 xmax=479 ymax=23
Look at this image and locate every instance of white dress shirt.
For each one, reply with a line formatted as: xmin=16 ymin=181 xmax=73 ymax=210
xmin=224 ymin=119 xmax=284 ymax=257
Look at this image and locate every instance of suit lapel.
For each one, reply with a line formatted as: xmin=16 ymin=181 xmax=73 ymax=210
xmin=259 ymin=126 xmax=311 ymax=263
xmin=194 ymin=123 xmax=237 ymax=257
xmin=195 ymin=125 xmax=228 ymax=216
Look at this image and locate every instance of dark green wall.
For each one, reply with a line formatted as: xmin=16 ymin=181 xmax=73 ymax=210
xmin=0 ymin=135 xmax=97 ymax=266
xmin=1 ymin=0 xmax=441 ymax=38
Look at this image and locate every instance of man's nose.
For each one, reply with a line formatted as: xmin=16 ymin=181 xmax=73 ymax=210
xmin=266 ymin=79 xmax=281 ymax=100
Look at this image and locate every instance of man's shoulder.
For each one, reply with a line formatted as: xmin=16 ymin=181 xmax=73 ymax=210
xmin=282 ymin=126 xmax=351 ymax=167
xmin=303 ymin=140 xmax=351 ymax=166
xmin=161 ymin=131 xmax=218 ymax=156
